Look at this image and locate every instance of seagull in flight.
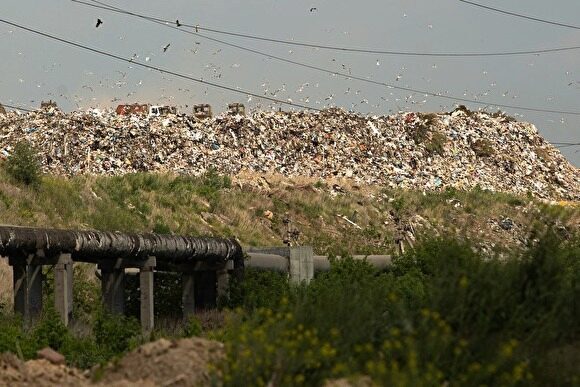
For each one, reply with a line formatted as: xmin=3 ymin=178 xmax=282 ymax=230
xmin=310 ymin=7 xmax=317 ymax=12
xmin=95 ymin=18 xmax=103 ymax=28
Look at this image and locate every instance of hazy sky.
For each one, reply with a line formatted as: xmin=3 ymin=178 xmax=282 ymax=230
xmin=1 ymin=0 xmax=579 ymax=165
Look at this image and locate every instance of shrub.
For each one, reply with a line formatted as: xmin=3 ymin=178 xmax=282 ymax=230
xmin=93 ymin=310 xmax=140 ymax=357
xmin=3 ymin=140 xmax=42 ymax=187
xmin=226 ymin=268 xmax=292 ymax=311
xmin=219 ymin=255 xmax=535 ymax=386
xmin=183 ymin=315 xmax=202 ymax=337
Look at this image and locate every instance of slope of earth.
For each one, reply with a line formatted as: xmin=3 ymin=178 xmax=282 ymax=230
xmin=0 ymin=106 xmax=578 ymax=200
xmin=0 ymin=337 xmax=223 ymax=387
xmin=0 ymin=171 xmax=578 ymax=309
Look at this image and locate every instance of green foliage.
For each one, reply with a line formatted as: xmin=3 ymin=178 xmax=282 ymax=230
xmin=226 ymin=268 xmax=292 ymax=311
xmin=72 ymin=266 xmax=101 ymax=321
xmin=219 ymin=237 xmax=580 ymax=386
xmin=194 ymin=168 xmax=232 ymax=207
xmin=183 ymin=315 xmax=202 ymax=337
xmin=29 ymin=307 xmax=69 ymax=354
xmin=153 ymin=218 xmax=172 ymax=234
xmin=93 ymin=310 xmax=140 ymax=357
xmin=3 ymin=140 xmax=42 ymax=187
xmin=0 ymin=310 xmax=107 ymax=369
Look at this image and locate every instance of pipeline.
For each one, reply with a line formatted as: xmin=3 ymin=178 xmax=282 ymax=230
xmin=0 ymin=225 xmax=243 ymax=265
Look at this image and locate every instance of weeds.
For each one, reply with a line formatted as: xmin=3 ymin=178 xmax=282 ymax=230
xmin=3 ymin=140 xmax=42 ymax=188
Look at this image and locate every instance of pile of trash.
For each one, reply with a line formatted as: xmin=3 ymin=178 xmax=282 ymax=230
xmin=0 ymin=106 xmax=578 ymax=200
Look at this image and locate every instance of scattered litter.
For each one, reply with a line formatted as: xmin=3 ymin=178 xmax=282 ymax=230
xmin=499 ymin=217 xmax=514 ymax=231
xmin=337 ymin=214 xmax=362 ymax=229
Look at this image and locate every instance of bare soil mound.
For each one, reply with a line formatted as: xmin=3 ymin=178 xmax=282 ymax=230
xmin=0 ymin=353 xmax=88 ymax=387
xmin=0 ymin=337 xmax=224 ymax=387
xmin=96 ymin=337 xmax=224 ymax=386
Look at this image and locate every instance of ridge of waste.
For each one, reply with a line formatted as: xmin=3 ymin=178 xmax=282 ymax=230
xmin=0 ymin=106 xmax=578 ymax=200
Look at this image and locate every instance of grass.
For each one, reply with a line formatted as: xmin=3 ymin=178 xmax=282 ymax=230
xmin=0 ymin=170 xmax=575 ymax=253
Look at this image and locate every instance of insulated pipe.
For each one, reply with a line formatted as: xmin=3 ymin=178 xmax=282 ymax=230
xmin=245 ymin=253 xmax=289 ymax=272
xmin=313 ymin=255 xmax=392 ymax=271
xmin=245 ymin=253 xmax=392 ymax=272
xmin=0 ymin=225 xmax=242 ymax=264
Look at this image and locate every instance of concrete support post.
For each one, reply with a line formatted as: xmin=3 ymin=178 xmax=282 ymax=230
xmin=11 ymin=254 xmax=43 ymax=326
xmin=182 ymin=272 xmax=195 ymax=320
xmin=216 ymin=261 xmax=234 ymax=303
xmin=100 ymin=262 xmax=125 ymax=315
xmin=54 ymin=253 xmax=73 ymax=326
xmin=139 ymin=256 xmax=156 ymax=332
xmin=289 ymin=246 xmax=314 ymax=283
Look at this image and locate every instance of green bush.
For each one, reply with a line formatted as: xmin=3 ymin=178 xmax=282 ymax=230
xmin=226 ymin=268 xmax=292 ymax=311
xmin=3 ymin=140 xmax=42 ymax=187
xmin=93 ymin=310 xmax=140 ymax=357
xmin=195 ymin=168 xmax=232 ymax=208
xmin=183 ymin=315 xmax=202 ymax=337
xmin=219 ymin=237 xmax=580 ymax=386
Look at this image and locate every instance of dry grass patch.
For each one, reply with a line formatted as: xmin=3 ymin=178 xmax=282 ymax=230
xmin=0 ymin=258 xmax=13 ymax=309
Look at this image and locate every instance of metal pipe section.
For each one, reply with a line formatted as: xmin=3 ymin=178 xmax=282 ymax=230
xmin=245 ymin=253 xmax=289 ymax=272
xmin=245 ymin=252 xmax=392 ymax=272
xmin=0 ymin=225 xmax=242 ymax=264
xmin=313 ymin=255 xmax=392 ymax=271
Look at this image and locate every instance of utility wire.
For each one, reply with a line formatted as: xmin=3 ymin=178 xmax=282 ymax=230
xmin=69 ymin=0 xmax=580 ymax=116
xmin=0 ymin=18 xmax=320 ymax=112
xmin=72 ymin=0 xmax=580 ymax=57
xmin=553 ymin=142 xmax=580 ymax=148
xmin=458 ymin=0 xmax=580 ymax=30
xmin=0 ymin=103 xmax=33 ymax=112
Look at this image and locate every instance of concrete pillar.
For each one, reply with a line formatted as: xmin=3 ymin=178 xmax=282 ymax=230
xmin=289 ymin=246 xmax=314 ymax=283
xmin=100 ymin=264 xmax=125 ymax=315
xmin=139 ymin=256 xmax=156 ymax=332
xmin=182 ymin=272 xmax=195 ymax=319
xmin=12 ymin=254 xmax=43 ymax=325
xmin=216 ymin=260 xmax=234 ymax=303
xmin=54 ymin=253 xmax=73 ymax=326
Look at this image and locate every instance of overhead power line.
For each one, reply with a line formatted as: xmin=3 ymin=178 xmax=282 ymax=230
xmin=69 ymin=0 xmax=580 ymax=116
xmin=0 ymin=18 xmax=320 ymax=112
xmin=72 ymin=0 xmax=580 ymax=57
xmin=458 ymin=0 xmax=580 ymax=30
xmin=0 ymin=103 xmax=33 ymax=112
xmin=553 ymin=142 xmax=580 ymax=148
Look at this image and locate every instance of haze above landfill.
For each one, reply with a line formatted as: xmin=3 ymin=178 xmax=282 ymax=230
xmin=1 ymin=0 xmax=579 ymax=166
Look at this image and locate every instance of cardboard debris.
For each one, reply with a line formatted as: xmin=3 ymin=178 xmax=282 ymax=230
xmin=0 ymin=106 xmax=577 ymax=200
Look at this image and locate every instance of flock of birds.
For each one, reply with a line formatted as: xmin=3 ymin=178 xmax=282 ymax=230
xmin=5 ymin=4 xmax=578 ymax=122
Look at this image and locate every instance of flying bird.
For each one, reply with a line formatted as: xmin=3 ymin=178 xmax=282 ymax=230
xmin=163 ymin=43 xmax=171 ymax=52
xmin=95 ymin=18 xmax=103 ymax=28
xmin=310 ymin=7 xmax=317 ymax=12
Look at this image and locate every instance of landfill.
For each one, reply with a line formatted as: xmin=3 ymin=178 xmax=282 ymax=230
xmin=0 ymin=106 xmax=578 ymax=200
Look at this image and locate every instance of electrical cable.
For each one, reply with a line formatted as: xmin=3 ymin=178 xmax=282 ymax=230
xmin=72 ymin=0 xmax=580 ymax=57
xmin=553 ymin=142 xmax=580 ymax=148
xmin=458 ymin=0 xmax=580 ymax=30
xmin=68 ymin=0 xmax=580 ymax=116
xmin=0 ymin=103 xmax=34 ymax=112
xmin=0 ymin=18 xmax=320 ymax=112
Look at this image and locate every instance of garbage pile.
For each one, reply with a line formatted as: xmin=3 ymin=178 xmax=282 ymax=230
xmin=0 ymin=106 xmax=578 ymax=200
